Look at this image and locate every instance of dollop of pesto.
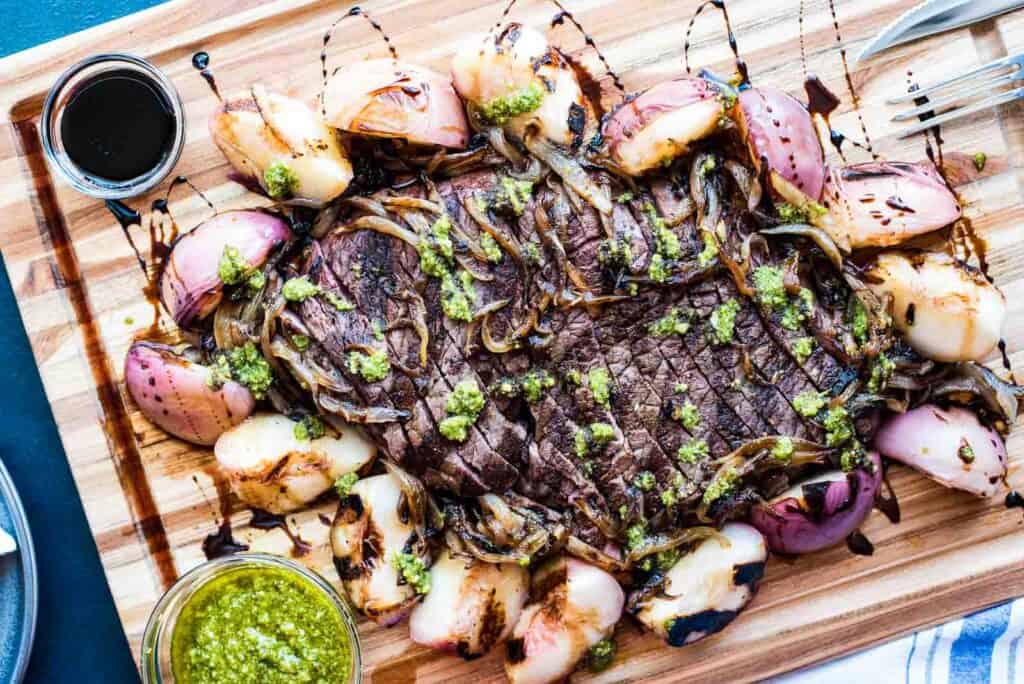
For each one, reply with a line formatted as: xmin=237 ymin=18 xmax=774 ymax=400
xmin=587 ymin=368 xmax=612 ymax=408
xmin=347 ymin=348 xmax=390 ymax=382
xmin=439 ymin=378 xmax=486 ymax=442
xmin=634 ymin=471 xmax=656 ymax=491
xmin=771 ymin=436 xmax=794 ymax=463
xmin=677 ymin=437 xmax=708 ymax=463
xmin=500 ymin=177 xmax=534 ymax=216
xmin=480 ymin=233 xmax=502 ymax=263
xmin=644 ymin=202 xmax=681 ymax=260
xmin=792 ymin=337 xmax=815 ymax=364
xmin=849 ymin=296 xmax=870 ymax=344
xmin=752 ymin=266 xmax=787 ymax=311
xmin=440 ymin=272 xmax=474 ymax=322
xmin=282 ymin=277 xmax=320 ymax=303
xmin=334 ymin=472 xmax=358 ymax=497
xmin=648 ymin=253 xmax=670 ymax=283
xmin=264 ymin=161 xmax=299 ymax=200
xmin=390 ymin=552 xmax=431 ymax=595
xmin=208 ymin=342 xmax=274 ymax=400
xmin=793 ymin=390 xmax=826 ymax=417
xmin=776 ymin=200 xmax=827 ymax=224
xmin=574 ymin=422 xmax=615 ymax=457
xmin=521 ymin=370 xmax=555 ymax=402
xmin=584 ymin=638 xmax=617 ymax=673
xmin=840 ymin=444 xmax=866 ymax=472
xmin=293 ymin=415 xmax=325 ymax=442
xmin=867 ymin=354 xmax=895 ymax=393
xmin=973 ymin=152 xmax=987 ymax=172
xmin=702 ymin=466 xmax=739 ymax=505
xmin=598 ymin=238 xmax=632 ymax=269
xmin=673 ymin=402 xmax=701 ymax=430
xmin=697 ymin=155 xmax=717 ymax=179
xmin=698 ymin=229 xmax=719 ymax=267
xmin=479 ymin=82 xmax=545 ymax=125
xmin=648 ymin=308 xmax=690 ymax=337
xmin=291 ymin=334 xmax=310 ymax=351
xmin=625 ymin=522 xmax=647 ymax=551
xmin=709 ymin=299 xmax=740 ymax=344
xmin=823 ymin=406 xmax=853 ymax=447
xmin=218 ymin=246 xmax=260 ymax=290
xmin=170 ymin=565 xmax=352 ymax=684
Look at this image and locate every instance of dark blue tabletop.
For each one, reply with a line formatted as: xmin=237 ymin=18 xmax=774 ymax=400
xmin=2 ymin=3 xmax=165 ymax=682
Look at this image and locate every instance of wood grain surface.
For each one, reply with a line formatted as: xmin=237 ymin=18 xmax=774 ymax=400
xmin=1 ymin=0 xmax=1023 ymax=681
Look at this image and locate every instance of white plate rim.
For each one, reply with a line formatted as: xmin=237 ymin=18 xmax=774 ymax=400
xmin=0 ymin=457 xmax=38 ymax=684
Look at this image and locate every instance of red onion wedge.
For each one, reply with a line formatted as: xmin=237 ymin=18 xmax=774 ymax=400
xmin=324 ymin=59 xmax=469 ymax=149
xmin=602 ymin=77 xmax=724 ymax=176
xmin=124 ymin=341 xmax=254 ymax=446
xmin=820 ymin=162 xmax=961 ymax=250
xmin=160 ymin=210 xmax=291 ymax=327
xmin=750 ymin=452 xmax=882 ymax=555
xmin=875 ymin=405 xmax=1007 ymax=497
xmin=737 ymin=86 xmax=825 ymax=201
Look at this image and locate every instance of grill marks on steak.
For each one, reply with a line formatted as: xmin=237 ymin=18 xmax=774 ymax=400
xmin=285 ymin=155 xmax=861 ymax=541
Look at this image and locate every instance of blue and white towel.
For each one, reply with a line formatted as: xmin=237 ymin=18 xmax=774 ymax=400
xmin=775 ymin=599 xmax=1024 ymax=683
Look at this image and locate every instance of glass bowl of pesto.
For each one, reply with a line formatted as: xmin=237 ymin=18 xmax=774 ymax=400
xmin=141 ymin=553 xmax=361 ymax=684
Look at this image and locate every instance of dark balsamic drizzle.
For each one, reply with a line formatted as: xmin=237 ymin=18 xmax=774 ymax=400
xmin=825 ymin=0 xmax=877 ymax=160
xmin=684 ymin=0 xmax=748 ymax=87
xmin=196 ymin=469 xmax=249 ymax=560
xmin=321 ymin=6 xmax=398 ymax=115
xmin=250 ymin=508 xmax=313 ymax=557
xmin=997 ymin=339 xmax=1016 ymax=382
xmin=12 ymin=120 xmax=179 ymax=589
xmin=104 ymin=199 xmax=147 ymax=276
xmin=191 ymin=51 xmax=221 ymax=101
xmin=549 ymin=2 xmax=625 ymax=95
xmin=876 ymin=468 xmax=901 ymax=524
xmin=1006 ymin=491 xmax=1024 ymax=509
xmin=846 ymin=531 xmax=875 ymax=556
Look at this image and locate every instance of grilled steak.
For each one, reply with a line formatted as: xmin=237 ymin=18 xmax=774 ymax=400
xmin=285 ymin=144 xmax=872 ymax=554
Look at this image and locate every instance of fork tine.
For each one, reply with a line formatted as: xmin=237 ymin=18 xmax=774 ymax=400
xmin=897 ymin=87 xmax=1024 ymax=138
xmin=886 ymin=54 xmax=1017 ymax=104
xmin=892 ymin=72 xmax=1019 ymax=121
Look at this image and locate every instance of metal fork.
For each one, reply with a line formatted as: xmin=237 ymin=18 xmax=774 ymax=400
xmin=888 ymin=52 xmax=1024 ymax=138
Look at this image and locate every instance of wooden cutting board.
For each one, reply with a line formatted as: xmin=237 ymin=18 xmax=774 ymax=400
xmin=2 ymin=0 xmax=1024 ymax=681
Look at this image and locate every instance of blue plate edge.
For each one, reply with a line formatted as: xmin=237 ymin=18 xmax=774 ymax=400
xmin=0 ymin=458 xmax=39 ymax=683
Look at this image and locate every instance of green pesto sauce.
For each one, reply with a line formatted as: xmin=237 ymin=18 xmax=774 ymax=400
xmin=677 ymin=437 xmax=708 ymax=464
xmin=867 ymin=354 xmax=895 ymax=393
xmin=792 ymin=337 xmax=815 ymax=364
xmin=521 ymin=370 xmax=555 ymax=402
xmin=440 ymin=378 xmax=485 ymax=442
xmin=293 ymin=415 xmax=325 ymax=442
xmin=649 ymin=253 xmax=669 ymax=283
xmin=634 ymin=471 xmax=656 ymax=491
xmin=702 ymin=466 xmax=739 ymax=505
xmin=673 ymin=402 xmax=701 ymax=430
xmin=793 ymin=390 xmax=826 ymax=417
xmin=771 ymin=436 xmax=794 ymax=463
xmin=480 ymin=233 xmax=503 ymax=263
xmin=334 ymin=473 xmax=358 ymax=497
xmin=282 ymin=277 xmax=320 ymax=303
xmin=709 ymin=299 xmax=740 ymax=344
xmin=208 ymin=342 xmax=273 ymax=400
xmin=587 ymin=368 xmax=612 ymax=408
xmin=849 ymin=297 xmax=870 ymax=344
xmin=170 ymin=566 xmax=352 ymax=684
xmin=752 ymin=266 xmax=787 ymax=311
xmin=598 ymin=238 xmax=632 ymax=269
xmin=264 ymin=161 xmax=299 ymax=200
xmin=776 ymin=200 xmax=826 ymax=224
xmin=648 ymin=308 xmax=690 ymax=337
xmin=698 ymin=229 xmax=718 ymax=267
xmin=479 ymin=82 xmax=545 ymax=125
xmin=347 ymin=349 xmax=390 ymax=382
xmin=823 ymin=406 xmax=853 ymax=447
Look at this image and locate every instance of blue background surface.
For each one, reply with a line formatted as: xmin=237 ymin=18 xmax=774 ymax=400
xmin=1 ymin=3 xmax=164 ymax=682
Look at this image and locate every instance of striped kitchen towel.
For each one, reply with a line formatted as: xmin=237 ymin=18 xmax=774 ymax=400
xmin=773 ymin=599 xmax=1024 ymax=683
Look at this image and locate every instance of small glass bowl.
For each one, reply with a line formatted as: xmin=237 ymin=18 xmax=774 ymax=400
xmin=141 ymin=553 xmax=362 ymax=684
xmin=40 ymin=53 xmax=185 ymax=200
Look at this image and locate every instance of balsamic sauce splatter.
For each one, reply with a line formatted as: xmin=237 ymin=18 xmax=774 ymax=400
xmin=549 ymin=1 xmax=625 ymax=95
xmin=105 ymin=199 xmax=148 ymax=275
xmin=250 ymin=508 xmax=313 ymax=557
xmin=1006 ymin=491 xmax=1024 ymax=509
xmin=321 ymin=6 xmax=397 ymax=115
xmin=684 ymin=0 xmax=748 ymax=88
xmin=846 ymin=531 xmax=875 ymax=556
xmin=191 ymin=51 xmax=221 ymax=100
xmin=825 ymin=0 xmax=877 ymax=159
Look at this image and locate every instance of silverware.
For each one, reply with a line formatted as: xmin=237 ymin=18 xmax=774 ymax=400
xmin=888 ymin=52 xmax=1024 ymax=137
xmin=856 ymin=0 xmax=1024 ymax=63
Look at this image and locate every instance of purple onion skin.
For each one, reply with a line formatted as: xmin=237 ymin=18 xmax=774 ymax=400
xmin=750 ymin=451 xmax=882 ymax=555
xmin=159 ymin=210 xmax=292 ymax=327
xmin=124 ymin=341 xmax=255 ymax=446
xmin=738 ymin=86 xmax=825 ymax=201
